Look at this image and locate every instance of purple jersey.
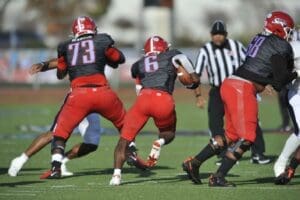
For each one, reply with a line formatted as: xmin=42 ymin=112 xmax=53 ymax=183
xmin=236 ymin=34 xmax=295 ymax=91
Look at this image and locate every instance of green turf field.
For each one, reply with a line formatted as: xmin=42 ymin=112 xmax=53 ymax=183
xmin=0 ymin=91 xmax=300 ymax=200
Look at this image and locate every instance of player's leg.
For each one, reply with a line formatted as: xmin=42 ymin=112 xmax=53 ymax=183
xmin=250 ymin=122 xmax=271 ymax=164
xmin=40 ymin=90 xmax=89 ymax=179
xmin=148 ymin=109 xmax=176 ymax=168
xmin=206 ymin=87 xmax=227 ymax=165
xmin=61 ymin=114 xmax=101 ymax=176
xmin=110 ymin=91 xmax=150 ymax=185
xmin=275 ymin=146 xmax=300 ymax=185
xmin=209 ymin=78 xmax=257 ymax=187
xmin=8 ymin=131 xmax=52 ymax=176
xmin=274 ymin=90 xmax=300 ymax=176
xmin=110 ymin=106 xmax=149 ymax=185
xmin=144 ymin=91 xmax=176 ymax=167
xmin=182 ymin=90 xmax=230 ymax=184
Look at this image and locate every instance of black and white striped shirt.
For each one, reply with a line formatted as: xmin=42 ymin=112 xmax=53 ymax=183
xmin=195 ymin=38 xmax=246 ymax=87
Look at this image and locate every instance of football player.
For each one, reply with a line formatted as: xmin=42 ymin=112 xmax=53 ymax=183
xmin=109 ymin=36 xmax=200 ymax=186
xmin=182 ymin=11 xmax=298 ymax=187
xmin=37 ymin=16 xmax=131 ymax=179
xmin=9 ymin=59 xmax=138 ymax=177
xmin=274 ymin=39 xmax=300 ymax=185
xmin=8 ymin=112 xmax=102 ymax=177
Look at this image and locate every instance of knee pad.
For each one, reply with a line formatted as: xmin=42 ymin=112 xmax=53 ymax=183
xmin=210 ymin=135 xmax=227 ymax=155
xmin=230 ymin=139 xmax=252 ymax=160
xmin=51 ymin=136 xmax=66 ymax=154
xmin=77 ymin=143 xmax=98 ymax=157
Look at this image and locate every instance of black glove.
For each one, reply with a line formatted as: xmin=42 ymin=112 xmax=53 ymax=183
xmin=186 ymin=82 xmax=199 ymax=89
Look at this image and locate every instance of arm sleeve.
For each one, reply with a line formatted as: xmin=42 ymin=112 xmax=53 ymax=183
xmin=271 ymin=54 xmax=297 ymax=91
xmin=171 ymin=54 xmax=195 ymax=73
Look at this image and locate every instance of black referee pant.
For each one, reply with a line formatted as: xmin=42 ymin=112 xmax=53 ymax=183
xmin=207 ymin=86 xmax=265 ymax=156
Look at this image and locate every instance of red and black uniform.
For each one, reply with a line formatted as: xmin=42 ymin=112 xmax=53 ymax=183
xmin=121 ymin=49 xmax=181 ymax=141
xmin=221 ymin=33 xmax=296 ymax=142
xmin=52 ymin=33 xmax=126 ymax=140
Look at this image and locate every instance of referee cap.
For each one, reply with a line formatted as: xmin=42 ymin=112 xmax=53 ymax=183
xmin=210 ymin=20 xmax=227 ymax=35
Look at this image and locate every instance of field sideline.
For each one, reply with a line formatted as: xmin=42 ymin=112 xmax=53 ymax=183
xmin=0 ymin=86 xmax=300 ymax=199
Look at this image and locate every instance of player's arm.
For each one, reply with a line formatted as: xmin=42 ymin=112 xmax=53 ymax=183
xmin=57 ymin=56 xmax=68 ymax=80
xmin=172 ymin=54 xmax=200 ymax=85
xmin=29 ymin=58 xmax=58 ymax=75
xmin=105 ymin=46 xmax=125 ymax=68
xmin=271 ymin=54 xmax=297 ymax=91
xmin=131 ymin=62 xmax=142 ymax=95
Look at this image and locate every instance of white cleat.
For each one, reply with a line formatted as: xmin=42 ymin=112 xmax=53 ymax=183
xmin=61 ymin=163 xmax=74 ymax=177
xmin=274 ymin=157 xmax=288 ymax=177
xmin=8 ymin=157 xmax=26 ymax=177
xmin=109 ymin=175 xmax=121 ymax=186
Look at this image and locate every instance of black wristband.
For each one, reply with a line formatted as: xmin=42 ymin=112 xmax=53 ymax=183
xmin=40 ymin=62 xmax=49 ymax=72
xmin=195 ymin=94 xmax=201 ymax=97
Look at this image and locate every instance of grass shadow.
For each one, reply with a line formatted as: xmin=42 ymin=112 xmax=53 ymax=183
xmin=0 ymin=180 xmax=43 ymax=187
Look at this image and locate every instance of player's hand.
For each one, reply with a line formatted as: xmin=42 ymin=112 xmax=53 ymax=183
xmin=196 ymin=96 xmax=206 ymax=109
xmin=28 ymin=63 xmax=43 ymax=75
xmin=264 ymin=85 xmax=275 ymax=95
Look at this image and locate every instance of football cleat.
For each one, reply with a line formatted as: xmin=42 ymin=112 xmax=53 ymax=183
xmin=147 ymin=155 xmax=158 ymax=168
xmin=208 ymin=174 xmax=236 ymax=187
xmin=274 ymin=167 xmax=295 ymax=185
xmin=8 ymin=156 xmax=27 ymax=177
xmin=182 ymin=157 xmax=202 ymax=184
xmin=250 ymin=154 xmax=271 ymax=165
xmin=40 ymin=167 xmax=61 ymax=179
xmin=61 ymin=163 xmax=74 ymax=177
xmin=109 ymin=175 xmax=121 ymax=186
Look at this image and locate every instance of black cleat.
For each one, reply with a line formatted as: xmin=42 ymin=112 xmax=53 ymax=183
xmin=274 ymin=167 xmax=295 ymax=185
xmin=208 ymin=174 xmax=236 ymax=187
xmin=182 ymin=157 xmax=202 ymax=184
xmin=250 ymin=154 xmax=271 ymax=164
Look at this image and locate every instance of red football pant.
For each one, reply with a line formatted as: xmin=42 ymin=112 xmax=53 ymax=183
xmin=121 ymin=89 xmax=176 ymax=141
xmin=220 ymin=77 xmax=257 ymax=143
xmin=53 ymin=86 xmax=125 ymax=140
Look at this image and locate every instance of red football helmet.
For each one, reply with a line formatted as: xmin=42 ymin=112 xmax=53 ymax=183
xmin=144 ymin=36 xmax=170 ymax=55
xmin=72 ymin=16 xmax=97 ymax=38
xmin=264 ymin=11 xmax=294 ymax=40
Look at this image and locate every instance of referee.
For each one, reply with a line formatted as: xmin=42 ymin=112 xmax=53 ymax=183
xmin=193 ymin=20 xmax=270 ymax=164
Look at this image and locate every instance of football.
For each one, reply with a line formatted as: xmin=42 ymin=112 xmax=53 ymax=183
xmin=177 ymin=65 xmax=194 ymax=85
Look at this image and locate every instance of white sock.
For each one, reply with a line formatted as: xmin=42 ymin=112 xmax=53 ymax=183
xmin=149 ymin=139 xmax=164 ymax=159
xmin=278 ymin=133 xmax=300 ymax=161
xmin=113 ymin=168 xmax=121 ymax=176
xmin=20 ymin=153 xmax=29 ymax=163
xmin=51 ymin=153 xmax=63 ymax=163
xmin=157 ymin=138 xmax=165 ymax=146
xmin=62 ymin=157 xmax=70 ymax=164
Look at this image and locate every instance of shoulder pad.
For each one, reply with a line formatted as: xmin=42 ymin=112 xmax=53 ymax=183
xmin=95 ymin=33 xmax=115 ymax=46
